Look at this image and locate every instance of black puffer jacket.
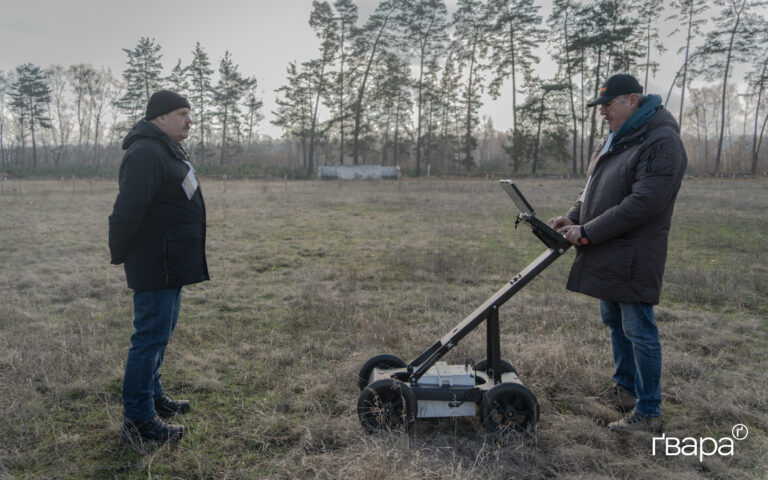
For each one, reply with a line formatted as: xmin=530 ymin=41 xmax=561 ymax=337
xmin=109 ymin=120 xmax=209 ymax=291
xmin=565 ymin=104 xmax=686 ymax=305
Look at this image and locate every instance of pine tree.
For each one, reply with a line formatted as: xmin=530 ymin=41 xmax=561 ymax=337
xmin=244 ymin=80 xmax=264 ymax=161
xmin=435 ymin=51 xmax=463 ymax=171
xmin=8 ymin=63 xmax=52 ymax=168
xmin=332 ymin=0 xmax=358 ymax=164
xmin=167 ymin=59 xmax=190 ymax=94
xmin=421 ymin=57 xmax=442 ymax=172
xmin=486 ymin=0 xmax=546 ymax=173
xmin=548 ymin=0 xmax=582 ymax=174
xmin=371 ymin=52 xmax=413 ymax=166
xmin=348 ymin=0 xmax=401 ymax=165
xmin=187 ymin=42 xmax=214 ymax=165
xmin=307 ymin=0 xmax=339 ymax=174
xmin=402 ymin=0 xmax=448 ymax=175
xmin=273 ymin=62 xmax=314 ymax=170
xmin=452 ymin=0 xmax=490 ymax=173
xmin=578 ymin=0 xmax=642 ymax=163
xmin=116 ymin=37 xmax=163 ymax=122
xmin=213 ymin=51 xmax=250 ymax=164
xmin=513 ymin=79 xmax=570 ymax=174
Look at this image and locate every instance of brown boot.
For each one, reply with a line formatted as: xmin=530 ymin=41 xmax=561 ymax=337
xmin=121 ymin=415 xmax=184 ymax=447
xmin=595 ymin=384 xmax=636 ymax=412
xmin=608 ymin=411 xmax=662 ymax=433
xmin=154 ymin=394 xmax=191 ymax=418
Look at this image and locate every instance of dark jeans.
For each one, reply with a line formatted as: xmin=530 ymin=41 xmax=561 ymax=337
xmin=122 ymin=287 xmax=182 ymax=422
xmin=600 ymin=300 xmax=662 ymax=417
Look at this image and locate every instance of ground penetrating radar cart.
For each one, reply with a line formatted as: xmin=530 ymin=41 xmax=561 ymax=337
xmin=357 ymin=180 xmax=573 ymax=434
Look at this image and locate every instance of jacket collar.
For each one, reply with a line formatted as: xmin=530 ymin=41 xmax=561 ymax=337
xmin=611 ymin=94 xmax=662 ymax=145
xmin=122 ymin=119 xmax=189 ymax=162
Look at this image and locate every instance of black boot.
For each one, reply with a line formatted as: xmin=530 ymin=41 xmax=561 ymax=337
xmin=121 ymin=415 xmax=184 ymax=446
xmin=154 ymin=394 xmax=191 ymax=418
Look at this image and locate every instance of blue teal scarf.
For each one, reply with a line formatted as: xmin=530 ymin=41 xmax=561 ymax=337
xmin=611 ymin=94 xmax=662 ymax=144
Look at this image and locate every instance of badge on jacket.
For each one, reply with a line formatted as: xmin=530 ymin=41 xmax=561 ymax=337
xmin=181 ymin=160 xmax=199 ymax=200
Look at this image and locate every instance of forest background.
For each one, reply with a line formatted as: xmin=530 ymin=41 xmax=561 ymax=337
xmin=1 ymin=0 xmax=768 ymax=179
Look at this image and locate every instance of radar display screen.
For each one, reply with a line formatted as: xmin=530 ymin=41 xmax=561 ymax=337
xmin=499 ymin=180 xmax=535 ymax=215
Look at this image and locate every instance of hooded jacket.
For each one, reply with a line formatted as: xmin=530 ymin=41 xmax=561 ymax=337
xmin=565 ymin=95 xmax=687 ymax=305
xmin=108 ymin=120 xmax=209 ymax=291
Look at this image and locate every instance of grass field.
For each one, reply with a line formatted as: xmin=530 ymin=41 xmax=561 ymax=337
xmin=0 ymin=177 xmax=766 ymax=479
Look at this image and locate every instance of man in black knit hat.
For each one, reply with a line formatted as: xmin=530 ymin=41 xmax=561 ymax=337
xmin=109 ymin=90 xmax=209 ymax=447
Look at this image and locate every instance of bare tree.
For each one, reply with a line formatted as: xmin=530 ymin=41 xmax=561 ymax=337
xmin=44 ymin=65 xmax=72 ymax=166
xmin=89 ymin=68 xmax=117 ymax=165
xmin=748 ymin=41 xmax=768 ymax=175
xmin=667 ymin=0 xmax=709 ymax=128
xmin=69 ymin=64 xmax=96 ymax=154
xmin=0 ymin=70 xmax=9 ymax=167
xmin=697 ymin=0 xmax=765 ymax=173
xmin=638 ymin=0 xmax=666 ymax=92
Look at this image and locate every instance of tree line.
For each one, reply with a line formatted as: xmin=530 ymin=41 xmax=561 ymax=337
xmin=0 ymin=39 xmax=264 ymax=173
xmin=1 ymin=0 xmax=767 ymax=177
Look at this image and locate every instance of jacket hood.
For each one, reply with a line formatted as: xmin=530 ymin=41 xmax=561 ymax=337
xmin=612 ymin=94 xmax=663 ymax=144
xmin=644 ymin=102 xmax=680 ymax=134
xmin=122 ymin=119 xmax=172 ymax=150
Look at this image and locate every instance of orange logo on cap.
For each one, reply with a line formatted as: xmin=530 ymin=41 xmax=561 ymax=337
xmin=600 ymin=87 xmax=607 ymax=93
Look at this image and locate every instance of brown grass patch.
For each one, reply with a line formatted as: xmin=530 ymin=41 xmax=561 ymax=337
xmin=0 ymin=177 xmax=766 ymax=478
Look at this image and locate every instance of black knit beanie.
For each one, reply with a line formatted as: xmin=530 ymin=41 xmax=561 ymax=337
xmin=145 ymin=90 xmax=191 ymax=120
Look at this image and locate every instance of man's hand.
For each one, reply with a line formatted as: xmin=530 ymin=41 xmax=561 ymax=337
xmin=547 ymin=216 xmax=574 ymax=231
xmin=559 ymin=225 xmax=584 ymax=246
xmin=548 ymin=217 xmax=587 ymax=246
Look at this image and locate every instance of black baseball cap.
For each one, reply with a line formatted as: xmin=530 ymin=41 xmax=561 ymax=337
xmin=586 ymin=74 xmax=643 ymax=107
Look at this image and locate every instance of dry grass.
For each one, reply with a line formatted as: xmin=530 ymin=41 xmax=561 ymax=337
xmin=0 ymin=177 xmax=766 ymax=479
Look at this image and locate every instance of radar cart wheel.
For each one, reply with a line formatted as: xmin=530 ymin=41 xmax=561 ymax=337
xmin=358 ymin=353 xmax=407 ymax=391
xmin=357 ymin=378 xmax=417 ymax=433
xmin=480 ymin=382 xmax=538 ymax=434
xmin=473 ymin=358 xmax=518 ymax=375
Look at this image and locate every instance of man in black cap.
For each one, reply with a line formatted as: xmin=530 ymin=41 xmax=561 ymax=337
xmin=548 ymin=74 xmax=687 ymax=433
xmin=109 ymin=90 xmax=209 ymax=447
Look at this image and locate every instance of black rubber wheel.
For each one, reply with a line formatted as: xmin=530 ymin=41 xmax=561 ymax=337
xmin=357 ymin=378 xmax=417 ymax=433
xmin=473 ymin=358 xmax=518 ymax=375
xmin=358 ymin=354 xmax=407 ymax=391
xmin=480 ymin=382 xmax=538 ymax=434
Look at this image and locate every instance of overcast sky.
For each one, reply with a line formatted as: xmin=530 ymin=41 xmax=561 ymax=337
xmin=1 ymin=0 xmax=764 ymax=138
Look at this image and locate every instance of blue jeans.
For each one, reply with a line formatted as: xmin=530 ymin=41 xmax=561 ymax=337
xmin=123 ymin=287 xmax=182 ymax=422
xmin=600 ymin=300 xmax=662 ymax=417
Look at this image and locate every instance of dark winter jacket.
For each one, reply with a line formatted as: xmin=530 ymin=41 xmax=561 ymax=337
xmin=565 ymin=95 xmax=687 ymax=305
xmin=108 ymin=120 xmax=209 ymax=291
